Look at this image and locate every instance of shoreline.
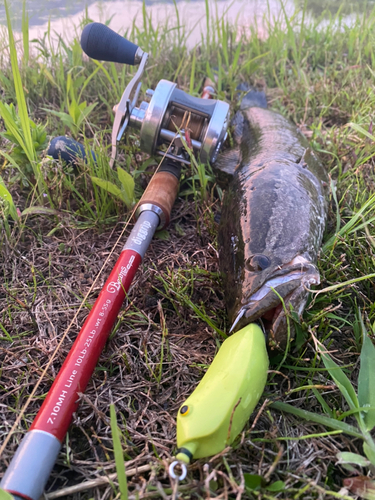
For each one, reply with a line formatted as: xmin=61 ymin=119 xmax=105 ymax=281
xmin=17 ymin=0 xmax=295 ymax=48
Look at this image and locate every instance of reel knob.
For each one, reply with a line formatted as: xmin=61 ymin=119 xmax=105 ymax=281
xmin=47 ymin=136 xmax=95 ymax=165
xmin=81 ymin=22 xmax=143 ymax=65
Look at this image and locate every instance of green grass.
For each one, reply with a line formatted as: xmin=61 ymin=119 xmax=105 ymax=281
xmin=1 ymin=0 xmax=375 ymax=498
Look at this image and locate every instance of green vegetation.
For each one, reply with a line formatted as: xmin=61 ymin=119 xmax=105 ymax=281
xmin=1 ymin=0 xmax=375 ymax=498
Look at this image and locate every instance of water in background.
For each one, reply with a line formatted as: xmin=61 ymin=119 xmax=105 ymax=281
xmin=1 ymin=0 xmax=294 ymax=48
xmin=1 ymin=0 xmax=372 ymax=28
xmin=0 ymin=0 xmax=373 ymax=48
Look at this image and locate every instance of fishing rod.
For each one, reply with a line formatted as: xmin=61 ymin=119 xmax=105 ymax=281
xmin=0 ymin=22 xmax=229 ymax=500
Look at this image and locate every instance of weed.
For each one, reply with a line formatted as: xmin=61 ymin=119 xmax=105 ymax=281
xmin=271 ymin=310 xmax=375 ymax=485
xmin=0 ymin=0 xmax=48 ymax=202
xmin=92 ymin=165 xmax=135 ymax=210
xmin=110 ymin=404 xmax=129 ymax=500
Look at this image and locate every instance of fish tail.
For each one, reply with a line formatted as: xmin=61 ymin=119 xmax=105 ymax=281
xmin=237 ymin=83 xmax=267 ymax=110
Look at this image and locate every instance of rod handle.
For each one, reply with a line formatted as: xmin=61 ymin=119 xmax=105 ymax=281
xmin=137 ymin=171 xmax=180 ymax=229
xmin=81 ymin=22 xmax=140 ymax=65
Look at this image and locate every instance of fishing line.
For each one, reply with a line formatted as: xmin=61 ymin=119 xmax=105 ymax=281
xmin=0 ymin=114 xmax=190 ymax=458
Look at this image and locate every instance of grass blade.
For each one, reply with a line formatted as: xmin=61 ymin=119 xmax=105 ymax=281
xmin=110 ymin=404 xmax=128 ymax=500
xmin=22 ymin=0 xmax=29 ymax=67
xmin=316 ymin=342 xmax=359 ymax=412
xmin=189 ymin=49 xmax=196 ymax=95
xmin=323 ymin=193 xmax=375 ymax=252
xmin=337 ymin=451 xmax=370 ymax=467
xmin=363 ymin=442 xmax=375 ymax=467
xmin=4 ymin=0 xmax=35 ymax=163
xmin=309 ymin=378 xmax=333 ymax=418
xmin=270 ymin=401 xmax=363 ymax=439
xmin=91 ymin=177 xmax=126 ymax=203
xmin=117 ymin=167 xmax=135 ymax=209
xmin=0 ymin=102 xmax=29 ymax=159
xmin=0 ymin=175 xmax=19 ymax=222
xmin=358 ymin=313 xmax=375 ymax=431
xmin=348 ymin=122 xmax=375 ymax=142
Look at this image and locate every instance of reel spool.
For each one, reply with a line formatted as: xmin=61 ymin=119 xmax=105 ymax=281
xmin=131 ymin=80 xmax=229 ymax=165
xmin=81 ymin=23 xmax=230 ymax=166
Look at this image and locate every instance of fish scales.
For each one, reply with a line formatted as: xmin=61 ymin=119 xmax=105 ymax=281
xmin=216 ymin=100 xmax=328 ymax=349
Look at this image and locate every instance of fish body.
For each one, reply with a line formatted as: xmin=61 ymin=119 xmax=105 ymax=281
xmin=215 ymin=93 xmax=328 ymax=348
xmin=175 ymin=94 xmax=328 ymax=465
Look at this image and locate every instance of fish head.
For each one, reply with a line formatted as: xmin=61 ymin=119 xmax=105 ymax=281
xmin=219 ymin=154 xmax=326 ymax=350
xmin=231 ymin=255 xmax=319 ymax=349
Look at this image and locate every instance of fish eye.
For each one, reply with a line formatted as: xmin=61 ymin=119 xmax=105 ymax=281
xmin=246 ymin=254 xmax=271 ymax=272
xmin=180 ymin=405 xmax=189 ymax=416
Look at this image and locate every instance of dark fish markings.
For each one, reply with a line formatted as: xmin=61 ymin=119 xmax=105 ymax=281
xmin=215 ymin=105 xmax=328 ymax=348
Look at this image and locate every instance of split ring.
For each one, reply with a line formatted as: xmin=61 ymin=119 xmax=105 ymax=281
xmin=169 ymin=460 xmax=187 ymax=481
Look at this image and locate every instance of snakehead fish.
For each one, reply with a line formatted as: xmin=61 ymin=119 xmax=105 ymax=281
xmin=215 ymin=91 xmax=328 ymax=349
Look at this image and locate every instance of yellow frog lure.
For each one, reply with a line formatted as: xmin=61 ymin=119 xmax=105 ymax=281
xmin=174 ymin=323 xmax=268 ymax=465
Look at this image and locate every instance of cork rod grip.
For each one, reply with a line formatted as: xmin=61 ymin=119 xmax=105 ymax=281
xmin=137 ymin=171 xmax=179 ymax=228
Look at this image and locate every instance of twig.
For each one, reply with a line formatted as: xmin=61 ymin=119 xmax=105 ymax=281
xmin=226 ymin=398 xmax=242 ymax=444
xmin=264 ymin=443 xmax=283 ymax=480
xmin=249 ymin=398 xmax=269 ymax=432
xmin=45 ymin=464 xmax=152 ymax=499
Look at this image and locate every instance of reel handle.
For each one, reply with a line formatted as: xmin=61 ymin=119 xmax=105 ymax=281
xmin=81 ymin=22 xmax=142 ymax=65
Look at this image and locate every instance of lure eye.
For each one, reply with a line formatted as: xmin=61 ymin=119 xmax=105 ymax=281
xmin=245 ymin=254 xmax=270 ymax=272
xmin=180 ymin=405 xmax=189 ymax=416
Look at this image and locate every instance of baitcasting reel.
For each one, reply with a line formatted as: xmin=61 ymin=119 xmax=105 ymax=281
xmin=80 ymin=23 xmax=230 ymax=167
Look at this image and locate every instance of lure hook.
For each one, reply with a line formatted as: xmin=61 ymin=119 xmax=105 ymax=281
xmin=169 ymin=460 xmax=187 ymax=481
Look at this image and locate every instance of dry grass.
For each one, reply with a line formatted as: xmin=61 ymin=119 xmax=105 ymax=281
xmin=0 ymin=198 xmax=362 ymax=499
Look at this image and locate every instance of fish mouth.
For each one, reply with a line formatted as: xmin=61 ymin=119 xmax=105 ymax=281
xmin=230 ymin=257 xmax=319 ymax=347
